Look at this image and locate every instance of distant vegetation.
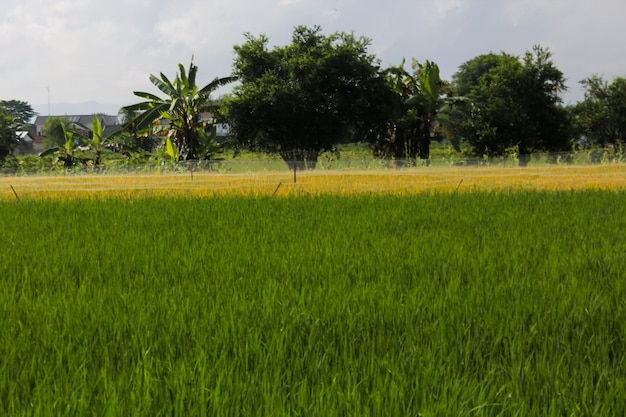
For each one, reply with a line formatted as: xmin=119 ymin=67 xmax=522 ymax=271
xmin=2 ymin=26 xmax=626 ymax=172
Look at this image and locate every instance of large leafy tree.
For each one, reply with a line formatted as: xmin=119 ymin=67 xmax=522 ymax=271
xmin=0 ymin=100 xmax=36 ymax=127
xmin=122 ymin=59 xmax=236 ymax=161
xmin=571 ymin=75 xmax=626 ymax=146
xmin=0 ymin=108 xmax=17 ymax=159
xmin=453 ymin=46 xmax=570 ymax=163
xmin=224 ymin=25 xmax=395 ymax=169
xmin=373 ymin=59 xmax=449 ymax=163
xmin=0 ymin=100 xmax=36 ymax=159
xmin=452 ymin=53 xmax=517 ymax=97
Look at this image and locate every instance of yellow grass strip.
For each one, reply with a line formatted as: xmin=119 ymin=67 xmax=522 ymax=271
xmin=1 ymin=164 xmax=625 ymax=200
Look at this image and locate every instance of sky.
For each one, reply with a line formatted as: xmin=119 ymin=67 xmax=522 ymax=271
xmin=1 ymin=0 xmax=625 ymax=116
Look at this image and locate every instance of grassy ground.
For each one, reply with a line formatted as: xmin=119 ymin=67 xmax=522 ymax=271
xmin=5 ymin=141 xmax=625 ymax=175
xmin=1 ymin=191 xmax=626 ymax=416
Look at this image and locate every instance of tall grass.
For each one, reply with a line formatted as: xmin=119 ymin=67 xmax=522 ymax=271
xmin=1 ymin=192 xmax=625 ymax=416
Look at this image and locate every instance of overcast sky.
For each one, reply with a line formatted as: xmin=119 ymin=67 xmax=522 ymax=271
xmin=1 ymin=0 xmax=625 ymax=115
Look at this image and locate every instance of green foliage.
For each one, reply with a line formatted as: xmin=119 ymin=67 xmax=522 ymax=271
xmin=118 ymin=108 xmax=157 ymax=152
xmin=225 ymin=25 xmax=395 ymax=169
xmin=39 ymin=122 xmax=87 ymax=169
xmin=453 ymin=46 xmax=570 ymax=161
xmin=123 ymin=58 xmax=236 ymax=161
xmin=39 ymin=117 xmax=136 ymax=171
xmin=79 ymin=116 xmax=112 ymax=168
xmin=0 ymin=99 xmax=36 ymax=127
xmin=452 ymin=52 xmax=516 ymax=96
xmin=165 ymin=136 xmax=179 ymax=161
xmin=42 ymin=116 xmax=70 ymax=150
xmin=372 ymin=59 xmax=449 ymax=163
xmin=0 ymin=154 xmax=50 ymax=174
xmin=1 ymin=192 xmax=626 ymax=415
xmin=0 ymin=107 xmax=16 ymax=159
xmin=572 ymin=75 xmax=626 ymax=146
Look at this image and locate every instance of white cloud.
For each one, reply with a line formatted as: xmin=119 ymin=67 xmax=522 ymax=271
xmin=434 ymin=0 xmax=464 ymax=15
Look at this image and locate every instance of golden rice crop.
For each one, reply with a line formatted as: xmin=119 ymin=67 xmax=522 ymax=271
xmin=1 ymin=164 xmax=625 ymax=200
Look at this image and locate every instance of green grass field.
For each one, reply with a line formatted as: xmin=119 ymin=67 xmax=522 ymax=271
xmin=1 ymin=192 xmax=626 ymax=416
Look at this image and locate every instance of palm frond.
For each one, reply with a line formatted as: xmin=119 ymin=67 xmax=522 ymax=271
xmin=199 ymin=76 xmax=238 ymax=96
xmin=123 ymin=104 xmax=168 ymax=131
xmin=131 ymin=91 xmax=164 ymax=104
xmin=179 ymin=63 xmax=189 ymax=93
xmin=187 ymin=61 xmax=198 ymax=91
xmin=150 ymin=73 xmax=176 ymax=96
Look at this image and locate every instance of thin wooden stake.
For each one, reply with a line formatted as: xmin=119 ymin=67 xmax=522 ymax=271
xmin=10 ymin=185 xmax=20 ymax=202
xmin=455 ymin=179 xmax=464 ymax=191
xmin=272 ymin=182 xmax=283 ymax=197
xmin=293 ymin=149 xmax=297 ymax=183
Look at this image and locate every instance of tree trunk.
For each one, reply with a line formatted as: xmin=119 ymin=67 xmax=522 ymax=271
xmin=175 ymin=129 xmax=199 ymax=161
xmin=518 ymin=144 xmax=530 ymax=167
xmin=417 ymin=126 xmax=431 ymax=165
xmin=281 ymin=150 xmax=318 ymax=170
xmin=418 ymin=135 xmax=431 ymax=162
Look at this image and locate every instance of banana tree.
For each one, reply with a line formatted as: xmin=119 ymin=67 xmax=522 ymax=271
xmin=407 ymin=60 xmax=444 ymax=161
xmin=382 ymin=59 xmax=446 ymax=163
xmin=122 ymin=58 xmax=236 ymax=160
xmin=39 ymin=123 xmax=84 ymax=169
xmin=80 ymin=116 xmax=108 ymax=168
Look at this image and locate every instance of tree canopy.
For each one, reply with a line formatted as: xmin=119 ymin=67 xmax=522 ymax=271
xmin=0 ymin=108 xmax=17 ymax=159
xmin=572 ymin=75 xmax=626 ymax=147
xmin=452 ymin=46 xmax=570 ymax=162
xmin=0 ymin=100 xmax=36 ymax=160
xmin=224 ymin=25 xmax=395 ymax=169
xmin=0 ymin=100 xmax=36 ymax=128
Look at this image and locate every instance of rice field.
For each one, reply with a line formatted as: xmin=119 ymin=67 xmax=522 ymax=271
xmin=1 ymin=163 xmax=625 ymax=200
xmin=1 ymin=165 xmax=626 ymax=416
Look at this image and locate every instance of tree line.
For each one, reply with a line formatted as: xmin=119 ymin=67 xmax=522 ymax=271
xmin=2 ymin=25 xmax=626 ymax=169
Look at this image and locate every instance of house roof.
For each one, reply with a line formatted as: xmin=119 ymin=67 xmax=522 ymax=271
xmin=34 ymin=114 xmax=121 ymax=128
xmin=16 ymin=131 xmax=34 ymax=143
xmin=33 ymin=114 xmax=121 ymax=137
xmin=103 ymin=125 xmax=122 ymax=137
